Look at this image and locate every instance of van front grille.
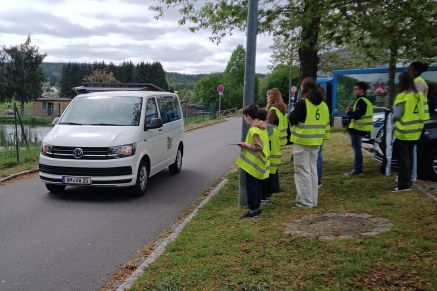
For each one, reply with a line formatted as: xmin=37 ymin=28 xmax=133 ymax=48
xmin=46 ymin=146 xmax=109 ymax=160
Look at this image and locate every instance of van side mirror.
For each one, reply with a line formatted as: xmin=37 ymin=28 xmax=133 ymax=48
xmin=145 ymin=118 xmax=163 ymax=130
xmin=52 ymin=117 xmax=60 ymax=126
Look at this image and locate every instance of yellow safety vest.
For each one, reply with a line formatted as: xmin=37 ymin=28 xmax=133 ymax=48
xmin=348 ymin=96 xmax=374 ymax=132
xmin=267 ymin=125 xmax=281 ymax=174
xmin=415 ymin=76 xmax=430 ymax=120
xmin=269 ymin=106 xmax=288 ymax=146
xmin=290 ymin=99 xmax=330 ymax=146
xmin=394 ymin=92 xmax=425 ymax=141
xmin=236 ymin=126 xmax=270 ymax=179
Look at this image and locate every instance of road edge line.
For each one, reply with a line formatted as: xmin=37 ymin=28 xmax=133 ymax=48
xmin=116 ymin=175 xmax=231 ymax=290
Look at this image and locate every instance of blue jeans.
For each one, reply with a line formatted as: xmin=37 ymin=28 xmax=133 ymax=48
xmin=412 ymin=145 xmax=417 ymax=179
xmin=350 ymin=133 xmax=363 ymax=172
xmin=317 ymin=144 xmax=323 ymax=185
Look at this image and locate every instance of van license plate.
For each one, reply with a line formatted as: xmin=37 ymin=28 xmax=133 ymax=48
xmin=62 ymin=176 xmax=92 ymax=185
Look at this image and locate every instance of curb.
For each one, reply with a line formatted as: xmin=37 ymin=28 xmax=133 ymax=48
xmin=0 ymin=169 xmax=39 ymax=183
xmin=116 ymin=176 xmax=230 ymax=290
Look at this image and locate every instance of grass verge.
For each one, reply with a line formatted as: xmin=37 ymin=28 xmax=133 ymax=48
xmin=0 ymin=146 xmax=40 ymax=178
xmin=132 ymin=132 xmax=436 ymax=290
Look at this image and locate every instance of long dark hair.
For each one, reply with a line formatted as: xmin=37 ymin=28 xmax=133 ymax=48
xmin=398 ymin=72 xmax=420 ymax=102
xmin=301 ymin=77 xmax=323 ymax=100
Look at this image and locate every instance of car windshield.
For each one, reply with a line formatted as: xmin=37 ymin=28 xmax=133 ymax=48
xmin=59 ymin=96 xmax=143 ymax=126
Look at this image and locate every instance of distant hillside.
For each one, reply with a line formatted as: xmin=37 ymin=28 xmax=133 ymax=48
xmin=40 ymin=63 xmax=206 ymax=90
xmin=165 ymin=72 xmax=206 ymax=90
xmin=40 ymin=62 xmax=64 ymax=86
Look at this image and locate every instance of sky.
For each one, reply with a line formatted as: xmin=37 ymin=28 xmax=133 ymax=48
xmin=0 ymin=0 xmax=274 ymax=74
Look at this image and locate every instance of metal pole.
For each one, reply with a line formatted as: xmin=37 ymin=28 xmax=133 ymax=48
xmin=14 ymin=103 xmax=19 ymax=162
xmin=239 ymin=0 xmax=258 ymax=207
xmin=218 ymin=93 xmax=222 ymax=118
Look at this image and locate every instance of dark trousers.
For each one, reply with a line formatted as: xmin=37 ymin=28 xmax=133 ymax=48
xmin=261 ymin=173 xmax=280 ymax=199
xmin=350 ymin=133 xmax=363 ymax=172
xmin=394 ymin=139 xmax=415 ymax=189
xmin=245 ymin=171 xmax=261 ymax=211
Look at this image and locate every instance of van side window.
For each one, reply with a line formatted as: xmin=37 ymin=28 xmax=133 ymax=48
xmin=158 ymin=96 xmax=181 ymax=123
xmin=145 ymin=98 xmax=158 ymax=125
xmin=171 ymin=96 xmax=182 ymax=120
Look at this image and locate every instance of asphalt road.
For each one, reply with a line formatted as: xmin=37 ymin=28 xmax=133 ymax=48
xmin=0 ymin=118 xmax=241 ymax=291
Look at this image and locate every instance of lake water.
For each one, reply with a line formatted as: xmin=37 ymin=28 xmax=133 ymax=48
xmin=0 ymin=124 xmax=52 ymax=145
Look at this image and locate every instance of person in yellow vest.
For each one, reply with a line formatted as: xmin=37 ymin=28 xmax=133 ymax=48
xmin=266 ymin=88 xmax=288 ymax=146
xmin=236 ymin=104 xmax=270 ymax=219
xmin=289 ymin=77 xmax=330 ymax=208
xmin=408 ymin=62 xmax=429 ymax=182
xmin=258 ymin=108 xmax=281 ymax=204
xmin=345 ymin=82 xmax=374 ymax=176
xmin=392 ymin=72 xmax=425 ymax=192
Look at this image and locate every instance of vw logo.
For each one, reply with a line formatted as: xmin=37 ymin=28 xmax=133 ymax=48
xmin=73 ymin=148 xmax=83 ymax=159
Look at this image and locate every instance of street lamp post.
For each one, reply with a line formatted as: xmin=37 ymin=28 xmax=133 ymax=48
xmin=239 ymin=0 xmax=258 ymax=207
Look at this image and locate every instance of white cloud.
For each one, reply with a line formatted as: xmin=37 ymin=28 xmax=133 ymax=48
xmin=0 ymin=0 xmax=273 ymax=74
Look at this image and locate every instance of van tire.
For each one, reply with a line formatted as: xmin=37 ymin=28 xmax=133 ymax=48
xmin=169 ymin=147 xmax=183 ymax=174
xmin=46 ymin=184 xmax=66 ymax=193
xmin=131 ymin=160 xmax=149 ymax=197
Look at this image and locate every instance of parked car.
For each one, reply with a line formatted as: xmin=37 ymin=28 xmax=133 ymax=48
xmin=374 ymin=116 xmax=437 ymax=181
xmin=39 ymin=91 xmax=184 ymax=196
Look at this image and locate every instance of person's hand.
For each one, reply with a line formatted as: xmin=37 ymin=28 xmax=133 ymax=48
xmin=346 ymin=106 xmax=352 ymax=112
xmin=239 ymin=142 xmax=249 ymax=149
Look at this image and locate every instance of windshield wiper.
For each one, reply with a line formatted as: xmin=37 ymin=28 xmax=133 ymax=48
xmin=59 ymin=122 xmax=83 ymax=125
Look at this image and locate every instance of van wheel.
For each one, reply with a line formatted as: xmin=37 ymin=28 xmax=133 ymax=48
xmin=46 ymin=184 xmax=66 ymax=193
xmin=425 ymin=148 xmax=437 ymax=182
xmin=131 ymin=160 xmax=149 ymax=197
xmin=169 ymin=147 xmax=183 ymax=174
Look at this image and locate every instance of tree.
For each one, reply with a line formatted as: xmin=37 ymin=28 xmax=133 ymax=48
xmin=149 ymin=62 xmax=169 ymax=90
xmin=83 ymin=69 xmax=119 ymax=83
xmin=223 ymin=45 xmax=245 ymax=108
xmin=258 ymin=64 xmax=299 ymax=106
xmin=150 ymin=0 xmax=348 ymax=80
xmin=338 ymin=0 xmax=437 ymax=107
xmin=193 ymin=72 xmax=225 ymax=108
xmin=3 ymin=35 xmax=46 ymax=112
xmin=0 ymin=49 xmax=8 ymax=102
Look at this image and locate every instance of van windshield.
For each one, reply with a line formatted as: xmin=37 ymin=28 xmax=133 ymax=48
xmin=59 ymin=96 xmax=143 ymax=126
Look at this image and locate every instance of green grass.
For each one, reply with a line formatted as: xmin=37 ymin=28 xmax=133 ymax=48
xmin=184 ymin=113 xmax=217 ymax=125
xmin=132 ymin=132 xmax=436 ymax=290
xmin=0 ymin=146 xmax=40 ymax=177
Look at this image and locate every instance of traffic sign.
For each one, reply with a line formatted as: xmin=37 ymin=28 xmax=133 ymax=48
xmin=216 ymin=84 xmax=224 ymax=95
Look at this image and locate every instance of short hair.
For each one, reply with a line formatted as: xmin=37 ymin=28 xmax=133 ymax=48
xmin=242 ymin=104 xmax=259 ymax=119
xmin=354 ymin=81 xmax=369 ymax=91
xmin=258 ymin=108 xmax=268 ymax=121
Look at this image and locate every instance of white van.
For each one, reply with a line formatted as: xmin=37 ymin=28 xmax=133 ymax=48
xmin=39 ymin=91 xmax=184 ymax=196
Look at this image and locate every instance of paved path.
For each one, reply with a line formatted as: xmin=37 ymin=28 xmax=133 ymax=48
xmin=0 ymin=118 xmax=241 ymax=290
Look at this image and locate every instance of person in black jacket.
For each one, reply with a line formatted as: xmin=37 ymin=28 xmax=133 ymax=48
xmin=345 ymin=82 xmax=373 ymax=176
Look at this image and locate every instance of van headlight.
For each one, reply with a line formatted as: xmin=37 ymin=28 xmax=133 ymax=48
xmin=42 ymin=143 xmax=53 ymax=155
xmin=107 ymin=143 xmax=136 ymax=158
